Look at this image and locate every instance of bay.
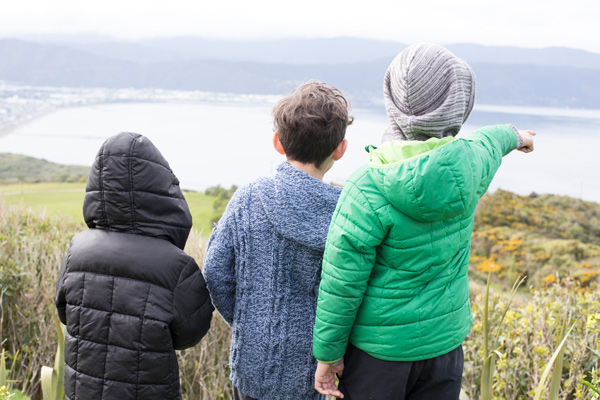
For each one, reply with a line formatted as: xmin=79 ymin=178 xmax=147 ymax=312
xmin=0 ymin=101 xmax=599 ymax=203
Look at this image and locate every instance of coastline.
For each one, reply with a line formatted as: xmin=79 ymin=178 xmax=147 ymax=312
xmin=0 ymin=107 xmax=63 ymax=138
xmin=0 ymin=99 xmax=278 ymax=139
xmin=0 ymin=85 xmax=283 ymax=140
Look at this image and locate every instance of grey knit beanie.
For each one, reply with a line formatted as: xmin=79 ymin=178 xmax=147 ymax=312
xmin=382 ymin=43 xmax=476 ymax=142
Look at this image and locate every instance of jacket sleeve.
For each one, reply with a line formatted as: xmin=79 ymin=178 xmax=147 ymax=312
xmin=170 ymin=257 xmax=214 ymax=350
xmin=463 ymin=124 xmax=518 ymax=197
xmin=313 ymin=181 xmax=386 ymax=362
xmin=55 ymin=252 xmax=69 ymax=325
xmin=202 ymin=192 xmax=240 ymax=326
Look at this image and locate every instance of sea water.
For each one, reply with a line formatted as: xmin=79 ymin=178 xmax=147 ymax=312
xmin=0 ymin=102 xmax=599 ymax=203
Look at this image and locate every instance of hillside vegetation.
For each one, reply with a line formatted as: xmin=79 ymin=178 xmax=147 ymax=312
xmin=1 ymin=195 xmax=600 ymax=399
xmin=0 ymin=153 xmax=88 ymax=184
xmin=470 ymin=189 xmax=600 ymax=289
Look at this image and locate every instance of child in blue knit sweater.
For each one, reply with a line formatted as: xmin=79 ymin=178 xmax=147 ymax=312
xmin=203 ymin=81 xmax=353 ymax=400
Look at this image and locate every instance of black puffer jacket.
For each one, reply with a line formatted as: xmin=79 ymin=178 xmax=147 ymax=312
xmin=55 ymin=132 xmax=213 ymax=400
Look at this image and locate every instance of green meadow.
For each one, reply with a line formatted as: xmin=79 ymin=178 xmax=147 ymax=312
xmin=0 ymin=182 xmax=216 ymax=234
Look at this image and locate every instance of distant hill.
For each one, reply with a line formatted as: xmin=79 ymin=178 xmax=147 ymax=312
xmin=446 ymin=43 xmax=600 ymax=70
xmin=19 ymin=36 xmax=409 ymax=65
xmin=24 ymin=35 xmax=600 ymax=69
xmin=472 ymin=62 xmax=600 ymax=108
xmin=0 ymin=153 xmax=89 ymax=183
xmin=0 ymin=39 xmax=142 ymax=87
xmin=1 ymin=37 xmax=600 ymax=108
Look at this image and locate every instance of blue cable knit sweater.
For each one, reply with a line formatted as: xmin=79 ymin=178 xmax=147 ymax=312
xmin=203 ymin=162 xmax=341 ymax=400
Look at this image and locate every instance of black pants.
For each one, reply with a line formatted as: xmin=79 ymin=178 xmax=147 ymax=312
xmin=337 ymin=344 xmax=464 ymax=400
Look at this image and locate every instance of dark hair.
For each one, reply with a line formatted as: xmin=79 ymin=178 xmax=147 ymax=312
xmin=273 ymin=81 xmax=354 ymax=168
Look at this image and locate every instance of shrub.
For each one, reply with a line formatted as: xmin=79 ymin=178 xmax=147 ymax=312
xmin=463 ymin=279 xmax=600 ymax=399
xmin=0 ymin=201 xmax=80 ymax=398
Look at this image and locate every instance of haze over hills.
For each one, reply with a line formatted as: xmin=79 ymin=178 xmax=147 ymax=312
xmin=1 ymin=36 xmax=600 ymax=109
xmin=14 ymin=35 xmax=600 ymax=68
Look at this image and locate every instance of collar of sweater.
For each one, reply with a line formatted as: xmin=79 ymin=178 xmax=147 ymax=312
xmin=256 ymin=162 xmax=342 ymax=251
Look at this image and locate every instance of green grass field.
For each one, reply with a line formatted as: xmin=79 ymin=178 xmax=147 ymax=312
xmin=0 ymin=182 xmax=216 ymax=235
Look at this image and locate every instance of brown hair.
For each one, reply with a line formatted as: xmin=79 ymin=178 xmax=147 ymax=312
xmin=273 ymin=81 xmax=354 ymax=168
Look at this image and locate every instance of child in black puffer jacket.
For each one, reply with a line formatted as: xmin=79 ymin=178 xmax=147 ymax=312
xmin=56 ymin=132 xmax=213 ymax=400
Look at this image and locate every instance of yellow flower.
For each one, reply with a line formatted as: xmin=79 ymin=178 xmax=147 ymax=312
xmin=0 ymin=386 xmax=12 ymax=400
xmin=542 ymin=274 xmax=557 ymax=286
xmin=496 ymin=356 xmax=507 ymax=370
xmin=476 ymin=257 xmax=502 ymax=273
xmin=513 ymin=347 xmax=522 ymax=356
xmin=504 ymin=310 xmax=517 ymax=326
xmin=534 ymin=345 xmax=549 ymax=356
xmin=587 ymin=313 xmax=600 ymax=331
xmin=524 ymin=303 xmax=535 ymax=314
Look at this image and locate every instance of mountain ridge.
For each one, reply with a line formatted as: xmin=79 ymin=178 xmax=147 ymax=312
xmin=1 ymin=37 xmax=599 ymax=109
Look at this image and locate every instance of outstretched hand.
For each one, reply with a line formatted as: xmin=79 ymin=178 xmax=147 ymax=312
xmin=518 ymin=130 xmax=536 ymax=153
xmin=315 ymin=361 xmax=345 ymax=398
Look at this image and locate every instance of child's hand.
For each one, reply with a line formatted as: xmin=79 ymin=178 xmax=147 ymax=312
xmin=315 ymin=361 xmax=345 ymax=398
xmin=518 ymin=130 xmax=536 ymax=153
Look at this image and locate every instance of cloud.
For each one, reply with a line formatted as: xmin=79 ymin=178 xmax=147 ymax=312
xmin=0 ymin=0 xmax=599 ymax=53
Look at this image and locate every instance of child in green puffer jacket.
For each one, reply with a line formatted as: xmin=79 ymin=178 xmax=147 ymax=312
xmin=313 ymin=43 xmax=536 ymax=400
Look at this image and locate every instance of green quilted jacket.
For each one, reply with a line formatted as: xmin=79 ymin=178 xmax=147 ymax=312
xmin=313 ymin=125 xmax=517 ymax=362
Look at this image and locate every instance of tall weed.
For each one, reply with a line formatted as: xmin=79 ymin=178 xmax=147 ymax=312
xmin=0 ymin=201 xmax=79 ymax=398
xmin=463 ymin=278 xmax=599 ymax=399
xmin=179 ymin=232 xmax=233 ymax=400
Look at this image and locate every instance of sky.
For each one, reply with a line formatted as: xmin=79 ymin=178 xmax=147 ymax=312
xmin=1 ymin=0 xmax=600 ymax=53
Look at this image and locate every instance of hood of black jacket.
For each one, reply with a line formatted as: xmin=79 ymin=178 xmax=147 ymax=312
xmin=83 ymin=132 xmax=192 ymax=250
